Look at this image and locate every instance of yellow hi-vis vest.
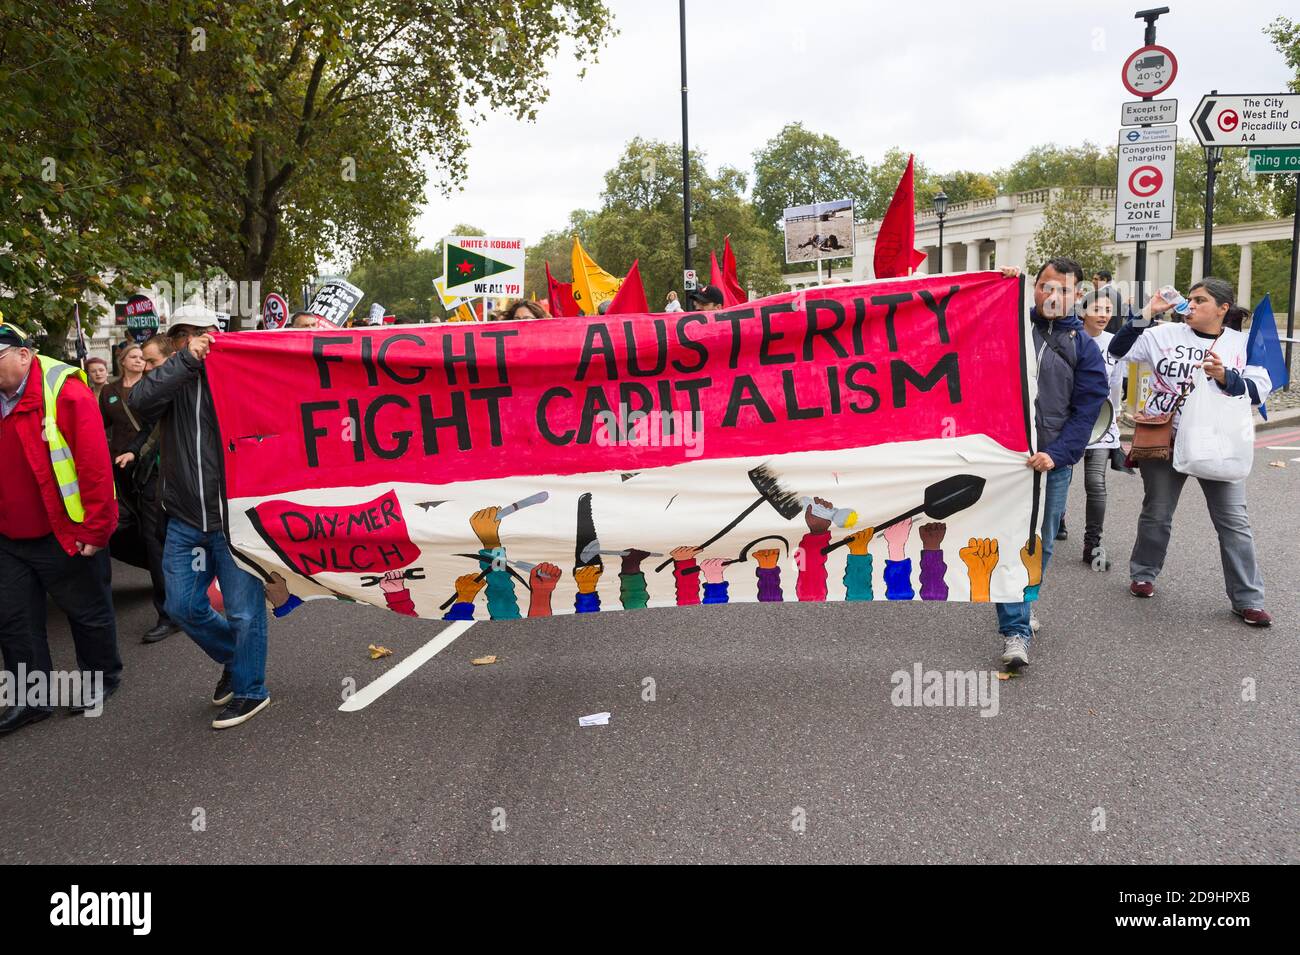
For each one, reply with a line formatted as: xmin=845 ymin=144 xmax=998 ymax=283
xmin=37 ymin=355 xmax=89 ymax=523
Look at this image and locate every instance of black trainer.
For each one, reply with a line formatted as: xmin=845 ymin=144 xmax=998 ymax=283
xmin=1083 ymin=543 xmax=1110 ymax=570
xmin=0 ymin=706 xmax=53 ymax=737
xmin=212 ymin=670 xmax=234 ymax=707
xmin=212 ymin=697 xmax=270 ymax=730
xmin=68 ymin=682 xmax=118 ymax=715
xmin=143 ymin=620 xmax=180 ymax=644
xmin=1055 ymin=519 xmax=1068 ymax=541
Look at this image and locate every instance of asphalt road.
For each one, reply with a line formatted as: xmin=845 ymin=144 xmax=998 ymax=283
xmin=2 ymin=441 xmax=1296 ymax=864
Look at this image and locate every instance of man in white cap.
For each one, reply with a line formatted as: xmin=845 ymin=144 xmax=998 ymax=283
xmin=129 ymin=299 xmax=270 ymax=729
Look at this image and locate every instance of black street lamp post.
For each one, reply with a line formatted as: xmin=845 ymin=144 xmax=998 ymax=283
xmin=933 ymin=190 xmax=949 ymax=271
xmin=1202 ymin=143 xmax=1223 ymax=279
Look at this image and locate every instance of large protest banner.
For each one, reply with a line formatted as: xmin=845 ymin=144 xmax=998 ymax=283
xmin=205 ymin=272 xmax=1040 ymax=620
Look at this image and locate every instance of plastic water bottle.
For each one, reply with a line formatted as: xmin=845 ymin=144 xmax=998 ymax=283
xmin=1157 ymin=286 xmax=1190 ymax=315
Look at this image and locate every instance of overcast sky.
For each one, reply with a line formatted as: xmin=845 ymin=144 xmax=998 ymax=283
xmin=414 ymin=0 xmax=1293 ymax=248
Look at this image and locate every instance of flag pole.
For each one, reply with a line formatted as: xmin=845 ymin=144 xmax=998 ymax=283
xmin=679 ymin=0 xmax=694 ymax=282
xmin=74 ymin=303 xmax=87 ymax=369
xmin=1286 ymin=171 xmax=1298 ymax=390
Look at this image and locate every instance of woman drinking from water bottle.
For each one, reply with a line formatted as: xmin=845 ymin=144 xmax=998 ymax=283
xmin=1108 ymin=277 xmax=1273 ymax=626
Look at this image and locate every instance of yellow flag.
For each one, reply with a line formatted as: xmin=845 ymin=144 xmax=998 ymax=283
xmin=570 ymin=236 xmax=621 ymax=315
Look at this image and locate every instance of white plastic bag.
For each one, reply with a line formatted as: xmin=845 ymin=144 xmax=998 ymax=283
xmin=1173 ymin=368 xmax=1254 ymax=482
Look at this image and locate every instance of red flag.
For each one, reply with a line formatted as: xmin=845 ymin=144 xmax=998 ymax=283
xmin=873 ymin=154 xmax=927 ymax=279
xmin=709 ymin=250 xmax=724 ymax=290
xmin=605 ymin=259 xmax=649 ymax=315
xmin=721 ymin=236 xmax=747 ymax=305
xmin=545 ymin=261 xmax=579 ymax=317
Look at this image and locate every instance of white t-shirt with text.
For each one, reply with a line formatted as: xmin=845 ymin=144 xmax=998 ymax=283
xmin=1123 ymin=322 xmax=1271 ymax=426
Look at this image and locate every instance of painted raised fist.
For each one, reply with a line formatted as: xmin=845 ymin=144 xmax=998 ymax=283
xmin=699 ymin=558 xmax=730 ymax=584
xmin=530 ymin=562 xmax=562 ymax=593
xmin=573 ymin=564 xmax=603 ymax=594
xmin=469 ymin=506 xmax=502 ymax=549
xmin=919 ymin=522 xmax=947 ymax=551
xmin=883 ymin=517 xmax=913 ymax=561
xmin=1020 ymin=536 xmax=1043 ymax=587
xmin=805 ymin=497 xmax=833 ymax=535
xmin=845 ymin=529 xmax=875 ymax=557
xmin=452 ymin=573 xmax=485 ymax=604
xmin=959 ymin=537 xmax=999 ymax=603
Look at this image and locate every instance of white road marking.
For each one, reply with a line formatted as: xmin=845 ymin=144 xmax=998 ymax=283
xmin=338 ymin=619 xmax=476 ymax=712
xmin=1265 ymin=446 xmax=1300 ymax=451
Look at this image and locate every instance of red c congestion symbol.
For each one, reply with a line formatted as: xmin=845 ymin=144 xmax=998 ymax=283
xmin=1129 ymin=165 xmax=1163 ymax=197
xmin=1217 ymin=110 xmax=1239 ymax=133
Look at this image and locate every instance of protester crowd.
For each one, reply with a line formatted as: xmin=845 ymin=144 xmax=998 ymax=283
xmin=0 ymin=259 xmax=1276 ymax=737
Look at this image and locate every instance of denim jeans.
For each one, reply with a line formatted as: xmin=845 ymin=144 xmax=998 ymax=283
xmin=163 ymin=518 xmax=268 ymax=701
xmin=995 ymin=464 xmax=1073 ymax=643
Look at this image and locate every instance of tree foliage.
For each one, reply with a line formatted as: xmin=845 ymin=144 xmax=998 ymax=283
xmin=0 ymin=1 xmax=211 ymax=350
xmin=523 ymin=138 xmax=783 ymax=307
xmin=751 ymin=123 xmax=871 ymax=230
xmin=1025 ymin=189 xmax=1116 ymax=280
xmin=1 ymin=0 xmax=615 ymax=338
xmin=996 ymin=143 xmax=1116 ymax=194
xmin=1265 ymin=16 xmax=1300 ymax=94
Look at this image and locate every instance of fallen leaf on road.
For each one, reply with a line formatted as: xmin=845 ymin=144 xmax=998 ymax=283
xmin=1088 ymin=708 xmax=1099 ymax=716
xmin=996 ymin=670 xmax=1022 ymax=680
xmin=1269 ymin=461 xmax=1286 ymax=468
xmin=471 ymin=655 xmax=498 ymax=665
xmin=368 ymin=644 xmax=393 ymax=659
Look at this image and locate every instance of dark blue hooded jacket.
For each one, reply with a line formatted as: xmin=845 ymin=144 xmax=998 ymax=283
xmin=1031 ymin=308 xmax=1110 ymax=467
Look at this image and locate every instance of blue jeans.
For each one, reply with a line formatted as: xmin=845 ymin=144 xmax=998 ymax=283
xmin=163 ymin=518 xmax=269 ymax=701
xmin=995 ymin=464 xmax=1073 ymax=643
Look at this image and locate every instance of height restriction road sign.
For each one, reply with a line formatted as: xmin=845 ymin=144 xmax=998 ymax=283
xmin=1122 ymin=45 xmax=1177 ymax=98
xmin=1191 ymin=94 xmax=1300 ymax=147
xmin=1115 ymin=125 xmax=1177 ymax=242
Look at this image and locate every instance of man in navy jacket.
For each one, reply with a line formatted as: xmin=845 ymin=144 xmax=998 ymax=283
xmin=998 ymin=257 xmax=1109 ymax=669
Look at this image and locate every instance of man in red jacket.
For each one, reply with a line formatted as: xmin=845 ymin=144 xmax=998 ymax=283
xmin=0 ymin=322 xmax=121 ymax=736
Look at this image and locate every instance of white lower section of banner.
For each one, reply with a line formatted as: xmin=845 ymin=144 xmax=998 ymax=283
xmin=227 ymin=434 xmax=1037 ymax=619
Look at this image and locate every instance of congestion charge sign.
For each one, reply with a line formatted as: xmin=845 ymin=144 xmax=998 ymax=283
xmin=1115 ymin=126 xmax=1177 ymax=242
xmin=1122 ymin=45 xmax=1177 ymax=98
xmin=1128 ymin=165 xmax=1163 ymax=197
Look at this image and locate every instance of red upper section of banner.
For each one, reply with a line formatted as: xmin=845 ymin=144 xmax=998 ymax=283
xmin=207 ymin=273 xmax=1028 ymax=500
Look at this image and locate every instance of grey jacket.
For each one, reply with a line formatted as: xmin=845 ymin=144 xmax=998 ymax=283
xmin=127 ymin=348 xmax=225 ymax=532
